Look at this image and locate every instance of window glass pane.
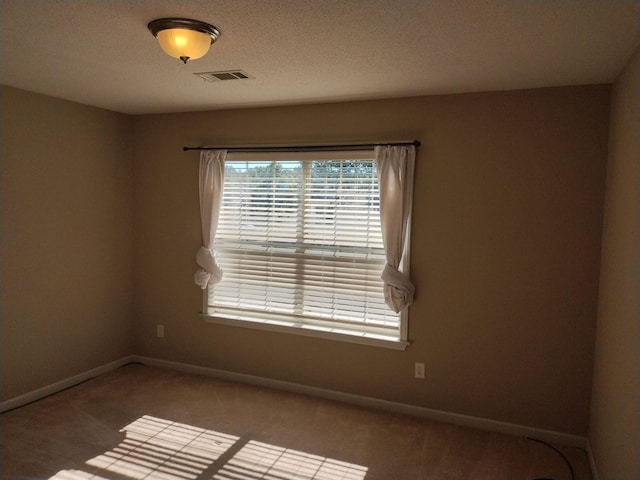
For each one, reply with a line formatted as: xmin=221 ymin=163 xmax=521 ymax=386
xmin=208 ymin=153 xmax=401 ymax=338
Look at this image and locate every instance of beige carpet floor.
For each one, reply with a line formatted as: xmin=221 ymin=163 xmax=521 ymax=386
xmin=0 ymin=364 xmax=591 ymax=480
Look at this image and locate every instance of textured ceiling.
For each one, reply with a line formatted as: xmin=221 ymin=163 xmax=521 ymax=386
xmin=1 ymin=0 xmax=639 ymax=114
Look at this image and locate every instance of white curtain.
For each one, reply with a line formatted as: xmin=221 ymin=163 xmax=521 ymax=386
xmin=375 ymin=145 xmax=416 ymax=313
xmin=195 ymin=149 xmax=227 ymax=289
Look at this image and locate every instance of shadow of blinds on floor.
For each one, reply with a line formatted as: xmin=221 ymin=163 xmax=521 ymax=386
xmin=48 ymin=414 xmax=368 ymax=480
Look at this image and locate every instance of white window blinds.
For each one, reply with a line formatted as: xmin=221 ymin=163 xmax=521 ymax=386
xmin=206 ymin=150 xmax=405 ymax=340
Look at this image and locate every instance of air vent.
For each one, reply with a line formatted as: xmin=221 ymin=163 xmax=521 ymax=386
xmin=194 ymin=70 xmax=254 ymax=82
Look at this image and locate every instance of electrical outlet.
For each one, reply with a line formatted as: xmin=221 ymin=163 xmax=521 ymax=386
xmin=414 ymin=362 xmax=425 ymax=379
xmin=156 ymin=325 xmax=165 ymax=338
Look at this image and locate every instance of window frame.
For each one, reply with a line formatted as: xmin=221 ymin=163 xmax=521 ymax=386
xmin=200 ymin=149 xmax=412 ymax=351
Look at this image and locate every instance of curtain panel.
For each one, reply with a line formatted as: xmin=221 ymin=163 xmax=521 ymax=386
xmin=375 ymin=145 xmax=416 ymax=312
xmin=195 ymin=149 xmax=227 ymax=289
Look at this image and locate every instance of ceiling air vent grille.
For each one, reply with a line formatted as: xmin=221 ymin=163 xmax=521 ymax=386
xmin=194 ymin=70 xmax=254 ymax=82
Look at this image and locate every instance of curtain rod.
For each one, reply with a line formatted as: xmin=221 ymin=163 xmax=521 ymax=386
xmin=183 ymin=140 xmax=420 ymax=153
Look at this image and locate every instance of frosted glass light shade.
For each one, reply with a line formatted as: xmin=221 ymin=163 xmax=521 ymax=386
xmin=148 ymin=18 xmax=220 ymax=64
xmin=156 ymin=28 xmax=212 ymax=61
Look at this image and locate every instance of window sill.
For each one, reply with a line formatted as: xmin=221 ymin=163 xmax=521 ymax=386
xmin=200 ymin=314 xmax=410 ymax=351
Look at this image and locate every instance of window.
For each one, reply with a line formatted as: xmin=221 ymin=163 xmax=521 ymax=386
xmin=201 ymin=149 xmax=412 ymax=350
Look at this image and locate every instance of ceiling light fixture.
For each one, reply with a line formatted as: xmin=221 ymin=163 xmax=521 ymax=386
xmin=148 ymin=18 xmax=220 ymax=64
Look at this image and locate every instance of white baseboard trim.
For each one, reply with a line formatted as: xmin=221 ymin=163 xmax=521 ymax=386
xmin=131 ymin=355 xmax=588 ymax=449
xmin=586 ymin=440 xmax=600 ymax=480
xmin=0 ymin=356 xmax=134 ymax=413
xmin=0 ymin=354 xmax=589 ymax=451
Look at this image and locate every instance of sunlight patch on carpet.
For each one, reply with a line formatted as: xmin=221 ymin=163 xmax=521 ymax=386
xmin=214 ymin=440 xmax=368 ymax=479
xmin=48 ymin=415 xmax=367 ymax=480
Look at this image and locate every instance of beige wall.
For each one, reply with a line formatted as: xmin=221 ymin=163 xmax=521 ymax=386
xmin=133 ymin=85 xmax=610 ymax=436
xmin=0 ymin=82 xmax=614 ymax=437
xmin=590 ymin=47 xmax=640 ymax=478
xmin=0 ymin=86 xmax=134 ymax=401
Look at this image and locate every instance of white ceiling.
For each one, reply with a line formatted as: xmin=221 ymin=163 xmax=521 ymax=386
xmin=1 ymin=0 xmax=639 ymax=115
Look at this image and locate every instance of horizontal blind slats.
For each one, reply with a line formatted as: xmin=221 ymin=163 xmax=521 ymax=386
xmin=209 ymin=157 xmax=400 ymax=334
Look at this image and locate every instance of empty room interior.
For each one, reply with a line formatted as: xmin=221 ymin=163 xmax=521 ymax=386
xmin=1 ymin=1 xmax=638 ymax=479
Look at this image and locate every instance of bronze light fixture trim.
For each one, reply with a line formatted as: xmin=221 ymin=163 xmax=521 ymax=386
xmin=148 ymin=18 xmax=221 ymax=64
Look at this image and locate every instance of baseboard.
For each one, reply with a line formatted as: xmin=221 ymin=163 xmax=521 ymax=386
xmin=586 ymin=440 xmax=600 ymax=480
xmin=0 ymin=354 xmax=589 ymax=450
xmin=0 ymin=356 xmax=134 ymax=413
xmin=131 ymin=355 xmax=588 ymax=449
